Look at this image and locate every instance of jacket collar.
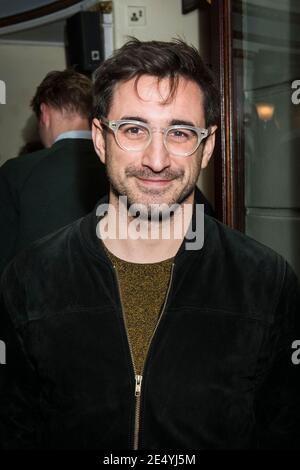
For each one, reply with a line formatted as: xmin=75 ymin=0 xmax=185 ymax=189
xmin=54 ymin=130 xmax=92 ymax=144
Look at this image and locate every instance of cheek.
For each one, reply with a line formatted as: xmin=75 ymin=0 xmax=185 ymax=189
xmin=183 ymin=155 xmax=201 ymax=181
xmin=105 ymin=153 xmax=119 ymax=179
xmin=105 ymin=144 xmax=130 ymax=180
xmin=192 ymin=150 xmax=203 ymax=175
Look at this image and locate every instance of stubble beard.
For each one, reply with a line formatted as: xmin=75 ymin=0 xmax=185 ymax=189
xmin=106 ymin=157 xmax=201 ymax=221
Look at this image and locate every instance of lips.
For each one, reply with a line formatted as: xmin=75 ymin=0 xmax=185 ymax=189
xmin=137 ymin=177 xmax=174 ymax=185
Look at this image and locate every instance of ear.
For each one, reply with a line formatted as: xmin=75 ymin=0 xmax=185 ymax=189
xmin=39 ymin=102 xmax=50 ymax=127
xmin=201 ymin=125 xmax=217 ymax=169
xmin=92 ymin=118 xmax=106 ymax=164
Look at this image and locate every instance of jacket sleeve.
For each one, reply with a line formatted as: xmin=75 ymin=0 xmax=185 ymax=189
xmin=0 ymin=266 xmax=44 ymax=449
xmin=0 ymin=164 xmax=19 ymax=276
xmin=254 ymin=260 xmax=300 ymax=449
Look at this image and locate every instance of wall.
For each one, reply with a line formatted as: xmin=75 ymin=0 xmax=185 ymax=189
xmin=0 ymin=42 xmax=66 ymax=165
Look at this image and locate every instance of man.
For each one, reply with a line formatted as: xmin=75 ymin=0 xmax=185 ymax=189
xmin=0 ymin=69 xmax=109 ymax=275
xmin=0 ymin=39 xmax=300 ymax=450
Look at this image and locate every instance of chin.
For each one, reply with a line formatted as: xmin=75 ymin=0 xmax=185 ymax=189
xmin=111 ymin=179 xmax=195 ymax=209
xmin=128 ymin=193 xmax=186 ymax=213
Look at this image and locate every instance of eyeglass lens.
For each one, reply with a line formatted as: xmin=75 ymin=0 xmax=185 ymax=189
xmin=116 ymin=122 xmax=200 ymax=155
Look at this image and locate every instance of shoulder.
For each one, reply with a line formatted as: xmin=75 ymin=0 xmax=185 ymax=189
xmin=50 ymin=138 xmax=95 ymax=155
xmin=1 ymin=149 xmax=48 ymax=171
xmin=0 ymin=149 xmax=49 ymax=186
xmin=199 ymin=216 xmax=297 ymax=319
xmin=1 ymin=218 xmax=83 ymax=324
xmin=45 ymin=139 xmax=102 ymax=168
xmin=5 ymin=216 xmax=81 ymax=272
xmin=205 ymin=214 xmax=283 ymax=268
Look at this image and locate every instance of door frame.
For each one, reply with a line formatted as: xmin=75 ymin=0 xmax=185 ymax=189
xmin=211 ymin=0 xmax=245 ymax=231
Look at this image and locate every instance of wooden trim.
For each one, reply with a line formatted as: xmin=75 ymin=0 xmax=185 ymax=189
xmin=0 ymin=1 xmax=82 ymax=28
xmin=222 ymin=0 xmax=235 ymax=228
xmin=210 ymin=1 xmax=222 ymax=221
xmin=211 ymin=0 xmax=245 ymax=231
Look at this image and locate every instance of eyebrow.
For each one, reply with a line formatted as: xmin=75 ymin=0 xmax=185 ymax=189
xmin=170 ymin=119 xmax=196 ymax=127
xmin=120 ymin=116 xmax=197 ymax=127
xmin=120 ymin=115 xmax=148 ymax=123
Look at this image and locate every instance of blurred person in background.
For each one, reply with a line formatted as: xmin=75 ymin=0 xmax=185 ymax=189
xmin=0 ymin=69 xmax=109 ymax=275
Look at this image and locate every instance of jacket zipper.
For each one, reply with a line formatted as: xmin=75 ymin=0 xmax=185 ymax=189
xmin=113 ymin=262 xmax=175 ymax=450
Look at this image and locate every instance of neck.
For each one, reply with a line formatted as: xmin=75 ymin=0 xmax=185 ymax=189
xmin=99 ymin=191 xmax=195 ymax=263
xmin=49 ymin=116 xmax=90 ymax=146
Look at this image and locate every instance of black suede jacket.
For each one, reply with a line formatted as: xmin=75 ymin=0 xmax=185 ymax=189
xmin=0 ymin=202 xmax=300 ymax=450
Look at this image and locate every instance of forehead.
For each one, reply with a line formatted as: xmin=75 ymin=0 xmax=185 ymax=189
xmin=108 ymin=75 xmax=205 ymax=124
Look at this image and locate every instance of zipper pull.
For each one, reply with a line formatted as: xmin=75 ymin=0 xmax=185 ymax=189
xmin=135 ymin=375 xmax=143 ymax=397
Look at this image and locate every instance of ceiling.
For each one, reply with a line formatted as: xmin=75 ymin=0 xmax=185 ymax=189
xmin=0 ymin=0 xmax=60 ymax=19
xmin=0 ymin=1 xmax=85 ymax=24
xmin=0 ymin=0 xmax=97 ymax=36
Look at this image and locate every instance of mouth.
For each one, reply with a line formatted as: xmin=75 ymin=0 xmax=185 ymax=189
xmin=136 ymin=177 xmax=174 ymax=187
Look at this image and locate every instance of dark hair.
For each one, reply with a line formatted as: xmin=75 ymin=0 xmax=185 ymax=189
xmin=31 ymin=69 xmax=93 ymax=120
xmin=93 ymin=38 xmax=220 ymax=127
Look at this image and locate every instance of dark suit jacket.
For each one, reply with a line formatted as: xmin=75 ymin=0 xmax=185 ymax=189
xmin=0 ymin=138 xmax=109 ymax=275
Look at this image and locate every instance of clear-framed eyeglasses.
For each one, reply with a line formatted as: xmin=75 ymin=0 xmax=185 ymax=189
xmin=100 ymin=117 xmax=209 ymax=157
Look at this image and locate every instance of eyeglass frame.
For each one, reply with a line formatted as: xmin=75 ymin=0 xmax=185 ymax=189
xmin=99 ymin=116 xmax=209 ymax=157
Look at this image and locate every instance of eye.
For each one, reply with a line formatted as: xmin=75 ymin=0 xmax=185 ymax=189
xmin=172 ymin=130 xmax=188 ymax=138
xmin=119 ymin=123 xmax=148 ymax=140
xmin=167 ymin=128 xmax=196 ymax=142
xmin=127 ymin=126 xmax=143 ymax=135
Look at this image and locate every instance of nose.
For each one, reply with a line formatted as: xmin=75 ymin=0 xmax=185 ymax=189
xmin=141 ymin=130 xmax=171 ymax=172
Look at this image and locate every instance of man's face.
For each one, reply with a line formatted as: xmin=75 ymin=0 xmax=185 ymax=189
xmin=93 ymin=75 xmax=216 ymax=212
